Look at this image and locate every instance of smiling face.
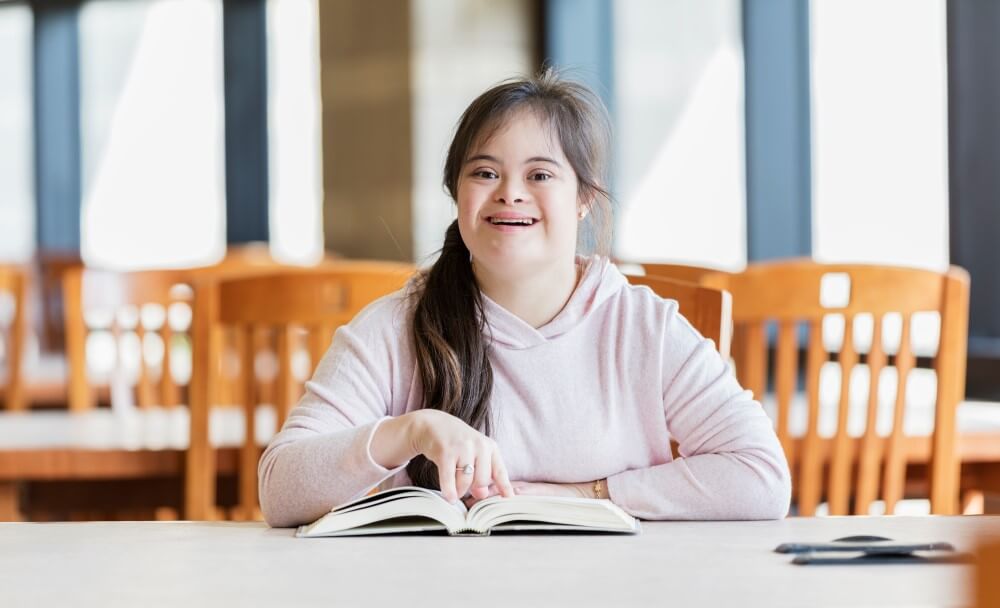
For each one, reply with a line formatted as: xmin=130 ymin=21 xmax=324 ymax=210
xmin=456 ymin=109 xmax=583 ymax=280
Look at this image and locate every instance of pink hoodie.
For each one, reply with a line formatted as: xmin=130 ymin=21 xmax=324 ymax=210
xmin=259 ymin=256 xmax=791 ymax=527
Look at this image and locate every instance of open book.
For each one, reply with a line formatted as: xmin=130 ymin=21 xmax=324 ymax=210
xmin=296 ymin=486 xmax=640 ymax=537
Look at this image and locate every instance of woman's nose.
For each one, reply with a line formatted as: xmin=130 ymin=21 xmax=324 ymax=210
xmin=494 ymin=180 xmax=525 ymax=204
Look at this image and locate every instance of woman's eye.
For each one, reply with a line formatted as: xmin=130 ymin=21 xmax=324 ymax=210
xmin=473 ymin=170 xmax=498 ymax=179
xmin=530 ymin=173 xmax=552 ymax=181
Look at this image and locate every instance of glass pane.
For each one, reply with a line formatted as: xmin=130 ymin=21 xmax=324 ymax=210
xmin=266 ymin=0 xmax=324 ymax=265
xmin=811 ymin=0 xmax=949 ymax=271
xmin=0 ymin=3 xmax=35 ymax=262
xmin=409 ymin=0 xmax=536 ymax=263
xmin=613 ymin=0 xmax=746 ymax=270
xmin=79 ymin=0 xmax=225 ymax=270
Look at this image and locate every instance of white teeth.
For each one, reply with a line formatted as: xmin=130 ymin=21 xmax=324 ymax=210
xmin=489 ymin=217 xmax=535 ymax=225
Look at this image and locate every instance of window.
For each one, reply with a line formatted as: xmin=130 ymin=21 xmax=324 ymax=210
xmin=79 ymin=0 xmax=226 ymax=270
xmin=613 ymin=0 xmax=746 ymax=270
xmin=410 ymin=0 xmax=536 ymax=263
xmin=810 ymin=0 xmax=949 ymax=271
xmin=0 ymin=3 xmax=35 ymax=263
xmin=266 ymin=0 xmax=324 ymax=265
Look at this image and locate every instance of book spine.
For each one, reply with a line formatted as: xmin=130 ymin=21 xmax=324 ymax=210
xmin=449 ymin=528 xmax=490 ymax=537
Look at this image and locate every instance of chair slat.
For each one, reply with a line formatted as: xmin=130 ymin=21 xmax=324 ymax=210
xmin=135 ymin=325 xmax=154 ymax=408
xmin=738 ymin=323 xmax=767 ymax=400
xmin=238 ymin=325 xmax=258 ymax=521
xmin=185 ymin=280 xmax=216 ymax=520
xmin=275 ymin=325 xmax=294 ymax=428
xmin=929 ymin=270 xmax=970 ymax=515
xmin=798 ymin=320 xmax=826 ymax=516
xmin=827 ymin=315 xmax=858 ymax=515
xmin=0 ymin=267 xmax=27 ymax=411
xmin=854 ymin=314 xmax=886 ymax=514
xmin=226 ymin=326 xmax=243 ymax=407
xmin=882 ymin=314 xmax=914 ymax=514
xmin=64 ymin=269 xmax=92 ymax=412
xmin=774 ymin=320 xmax=798 ymax=466
xmin=160 ymin=322 xmax=179 ymax=407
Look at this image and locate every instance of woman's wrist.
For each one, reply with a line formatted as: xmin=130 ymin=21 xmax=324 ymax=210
xmin=370 ymin=413 xmax=420 ymax=470
xmin=570 ymin=479 xmax=607 ymax=499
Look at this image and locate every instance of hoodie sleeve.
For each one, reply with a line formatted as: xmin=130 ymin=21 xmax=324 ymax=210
xmin=606 ymin=307 xmax=791 ymax=520
xmin=257 ymin=296 xmax=410 ymax=527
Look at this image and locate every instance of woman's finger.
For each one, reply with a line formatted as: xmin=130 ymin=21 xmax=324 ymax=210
xmin=469 ymin=448 xmax=493 ymax=500
xmin=437 ymin=456 xmax=459 ymax=503
xmin=454 ymin=452 xmax=476 ymax=500
xmin=491 ymin=450 xmax=515 ymax=497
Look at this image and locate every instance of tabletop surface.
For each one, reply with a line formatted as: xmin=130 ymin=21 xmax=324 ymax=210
xmin=2 ymin=516 xmax=999 ymax=607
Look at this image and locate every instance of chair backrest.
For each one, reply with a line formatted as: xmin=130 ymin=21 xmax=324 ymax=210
xmin=711 ymin=261 xmax=969 ymax=516
xmin=63 ymin=267 xmax=195 ymax=411
xmin=625 ymin=274 xmax=732 ymax=359
xmin=60 ymin=247 xmax=339 ymax=412
xmin=0 ymin=265 xmax=28 ymax=411
xmin=634 ymin=262 xmax=732 ymax=286
xmin=185 ymin=261 xmax=416 ymax=520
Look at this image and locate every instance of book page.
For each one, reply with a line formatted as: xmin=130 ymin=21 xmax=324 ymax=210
xmin=333 ymin=486 xmax=468 ymax=517
xmin=467 ymin=496 xmax=637 ymax=532
xmin=300 ymin=487 xmax=469 ymax=537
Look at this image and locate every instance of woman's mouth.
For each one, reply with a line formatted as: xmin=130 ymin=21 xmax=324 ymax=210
xmin=485 ymin=215 xmax=539 ymax=229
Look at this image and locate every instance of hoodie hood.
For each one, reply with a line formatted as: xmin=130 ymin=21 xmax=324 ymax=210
xmin=480 ymin=255 xmax=627 ymax=350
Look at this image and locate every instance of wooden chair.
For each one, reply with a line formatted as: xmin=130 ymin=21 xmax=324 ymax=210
xmin=704 ymin=261 xmax=969 ymax=516
xmin=186 ymin=261 xmax=416 ymax=520
xmin=61 ymin=248 xmax=334 ymax=412
xmin=977 ymin=538 xmax=1000 ymax=608
xmin=624 ymin=274 xmax=732 ymax=359
xmin=63 ymin=267 xmax=194 ymax=412
xmin=1 ymin=267 xmax=211 ymax=521
xmin=35 ymin=251 xmax=83 ymax=353
xmin=0 ymin=265 xmax=28 ymax=411
xmin=638 ymin=259 xmax=974 ymax=516
xmin=630 ymin=261 xmax=732 ymax=286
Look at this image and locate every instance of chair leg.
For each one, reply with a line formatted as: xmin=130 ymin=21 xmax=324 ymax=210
xmin=0 ymin=482 xmax=20 ymax=521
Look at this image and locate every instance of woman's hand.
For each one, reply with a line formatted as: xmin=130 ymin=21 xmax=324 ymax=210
xmin=462 ymin=480 xmax=598 ymax=508
xmin=404 ymin=409 xmax=515 ymax=504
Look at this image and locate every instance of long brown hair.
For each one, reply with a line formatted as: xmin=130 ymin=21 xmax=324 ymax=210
xmin=406 ymin=68 xmax=613 ymax=489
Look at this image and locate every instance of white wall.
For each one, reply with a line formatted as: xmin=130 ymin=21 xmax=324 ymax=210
xmin=810 ymin=0 xmax=949 ymax=271
xmin=613 ymin=0 xmax=746 ymax=270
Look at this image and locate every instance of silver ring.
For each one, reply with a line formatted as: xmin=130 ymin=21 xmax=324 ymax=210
xmin=456 ymin=464 xmax=474 ymax=475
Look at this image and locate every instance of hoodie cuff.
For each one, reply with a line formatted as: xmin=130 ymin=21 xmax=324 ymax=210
xmin=363 ymin=416 xmax=409 ymax=476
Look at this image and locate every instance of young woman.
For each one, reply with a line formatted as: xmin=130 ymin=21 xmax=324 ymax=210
xmin=259 ymin=71 xmax=790 ymax=527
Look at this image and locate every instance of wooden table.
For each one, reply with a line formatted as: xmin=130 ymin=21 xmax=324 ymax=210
xmin=2 ymin=516 xmax=998 ymax=607
xmin=0 ymin=407 xmax=272 ymax=519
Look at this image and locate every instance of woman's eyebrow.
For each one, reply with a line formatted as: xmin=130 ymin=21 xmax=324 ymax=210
xmin=465 ymin=154 xmax=499 ymax=165
xmin=526 ymin=156 xmax=562 ymax=167
xmin=464 ymin=154 xmax=562 ymax=167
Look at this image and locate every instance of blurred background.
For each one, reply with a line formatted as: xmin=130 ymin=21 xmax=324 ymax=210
xmin=1 ymin=0 xmax=999 ymax=518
